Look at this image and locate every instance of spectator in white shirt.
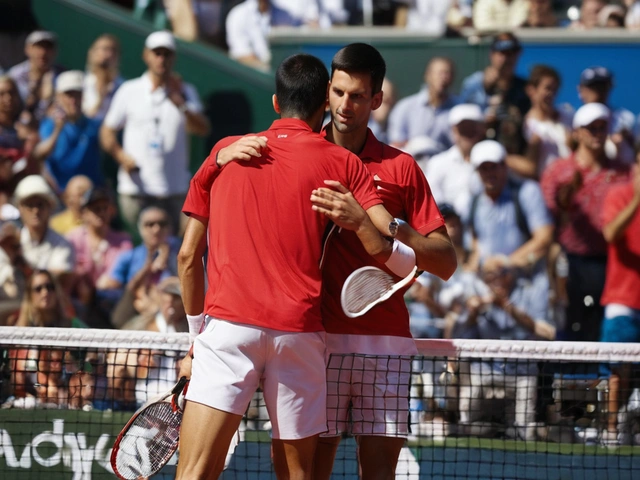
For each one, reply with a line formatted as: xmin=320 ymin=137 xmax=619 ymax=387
xmin=394 ymin=0 xmax=453 ymax=36
xmin=472 ymin=0 xmax=529 ymax=31
xmin=14 ymin=175 xmax=75 ymax=279
xmin=100 ymin=31 xmax=209 ymax=235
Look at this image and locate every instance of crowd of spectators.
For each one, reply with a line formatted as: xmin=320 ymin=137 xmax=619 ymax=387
xmin=0 ymin=12 xmax=639 ymax=445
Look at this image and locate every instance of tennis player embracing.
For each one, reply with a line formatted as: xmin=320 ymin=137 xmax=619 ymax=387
xmin=175 ymin=53 xmax=398 ymax=480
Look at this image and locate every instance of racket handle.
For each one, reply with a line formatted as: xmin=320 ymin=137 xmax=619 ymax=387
xmin=172 ymin=376 xmax=188 ymax=395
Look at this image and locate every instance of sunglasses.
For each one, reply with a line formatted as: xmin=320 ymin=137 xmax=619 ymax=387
xmin=32 ymin=282 xmax=55 ymax=294
xmin=143 ymin=220 xmax=169 ymax=229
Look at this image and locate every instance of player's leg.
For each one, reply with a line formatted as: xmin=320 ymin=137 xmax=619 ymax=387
xmin=176 ymin=402 xmax=243 ymax=480
xmin=264 ymin=330 xmax=328 ymax=480
xmin=357 ymin=435 xmax=405 ymax=480
xmin=313 ymin=436 xmax=341 ymax=480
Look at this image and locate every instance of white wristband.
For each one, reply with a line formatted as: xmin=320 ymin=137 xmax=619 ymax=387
xmin=385 ymin=239 xmax=416 ymax=277
xmin=187 ymin=313 xmax=205 ymax=344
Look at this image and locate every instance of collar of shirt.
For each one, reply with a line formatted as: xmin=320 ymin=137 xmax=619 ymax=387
xmin=359 ymin=128 xmax=384 ymax=161
xmin=269 ymin=118 xmax=314 ymax=132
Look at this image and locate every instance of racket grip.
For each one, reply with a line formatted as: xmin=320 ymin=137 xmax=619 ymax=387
xmin=172 ymin=376 xmax=188 ymax=395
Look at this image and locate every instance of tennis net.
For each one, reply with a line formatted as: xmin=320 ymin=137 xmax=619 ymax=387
xmin=1 ymin=327 xmax=640 ymax=479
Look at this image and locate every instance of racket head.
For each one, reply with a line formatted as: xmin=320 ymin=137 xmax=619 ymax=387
xmin=341 ymin=266 xmax=398 ymax=318
xmin=111 ymin=377 xmax=188 ymax=480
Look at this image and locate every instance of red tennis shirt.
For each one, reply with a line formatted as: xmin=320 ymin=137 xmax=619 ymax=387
xmin=600 ymin=182 xmax=640 ymax=310
xmin=182 ymin=119 xmax=382 ymax=332
xmin=321 ymin=130 xmax=445 ymax=338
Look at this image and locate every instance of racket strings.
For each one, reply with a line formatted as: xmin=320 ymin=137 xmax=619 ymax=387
xmin=115 ymin=402 xmax=182 ymax=479
xmin=343 ymin=269 xmax=395 ymax=314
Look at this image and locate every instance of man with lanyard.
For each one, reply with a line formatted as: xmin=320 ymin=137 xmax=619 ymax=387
xmin=175 ymin=53 xmax=400 ymax=480
xmin=215 ymin=43 xmax=457 ymax=479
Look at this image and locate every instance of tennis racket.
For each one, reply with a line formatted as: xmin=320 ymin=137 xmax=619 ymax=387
xmin=111 ymin=376 xmax=188 ymax=480
xmin=341 ymin=265 xmax=419 ymax=318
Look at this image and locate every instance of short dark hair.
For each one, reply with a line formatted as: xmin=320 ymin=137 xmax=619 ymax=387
xmin=528 ymin=64 xmax=561 ymax=88
xmin=275 ymin=54 xmax=329 ymax=120
xmin=331 ymin=43 xmax=386 ymax=95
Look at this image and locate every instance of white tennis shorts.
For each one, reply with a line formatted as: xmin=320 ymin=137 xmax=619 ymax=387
xmin=186 ymin=317 xmax=328 ymax=440
xmin=325 ymin=354 xmax=412 ymax=437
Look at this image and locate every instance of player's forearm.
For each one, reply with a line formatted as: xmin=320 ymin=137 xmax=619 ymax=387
xmin=178 ymin=254 xmax=206 ymax=315
xmin=398 ymin=224 xmax=457 ymax=280
xmin=354 ymin=216 xmax=393 ymax=263
xmin=365 ymin=204 xmax=396 ymax=238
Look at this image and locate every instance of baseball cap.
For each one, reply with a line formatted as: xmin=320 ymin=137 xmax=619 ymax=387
xmin=56 ymin=70 xmax=84 ymax=94
xmin=580 ymin=66 xmax=613 ymax=87
xmin=80 ymin=186 xmax=112 ymax=209
xmin=491 ymin=36 xmax=521 ymax=53
xmin=448 ymin=104 xmax=484 ymax=127
xmin=13 ymin=175 xmax=57 ymax=208
xmin=470 ymin=140 xmax=507 ymax=168
xmin=572 ymin=103 xmax=610 ymax=129
xmin=26 ymin=31 xmax=57 ymax=46
xmin=158 ymin=276 xmax=181 ymax=297
xmin=145 ymin=31 xmax=176 ymax=51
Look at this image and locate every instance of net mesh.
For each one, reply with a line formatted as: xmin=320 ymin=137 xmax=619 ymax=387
xmin=2 ymin=327 xmax=640 ymax=479
xmin=342 ymin=267 xmax=396 ymax=315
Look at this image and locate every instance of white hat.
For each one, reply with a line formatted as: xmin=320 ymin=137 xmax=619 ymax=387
xmin=573 ymin=103 xmax=610 ymax=129
xmin=470 ymin=140 xmax=507 ymax=168
xmin=145 ymin=31 xmax=176 ymax=51
xmin=56 ymin=70 xmax=84 ymax=93
xmin=26 ymin=31 xmax=57 ymax=46
xmin=449 ymin=104 xmax=484 ymax=127
xmin=14 ymin=175 xmax=57 ymax=208
xmin=403 ymin=135 xmax=440 ymax=159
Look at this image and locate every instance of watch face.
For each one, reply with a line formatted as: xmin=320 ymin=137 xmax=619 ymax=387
xmin=389 ymin=220 xmax=399 ymax=237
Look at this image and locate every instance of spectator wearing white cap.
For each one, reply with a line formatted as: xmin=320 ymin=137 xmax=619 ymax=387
xmin=541 ymin=102 xmax=630 ymax=342
xmin=13 ymin=175 xmax=75 ymax=278
xmin=424 ymin=104 xmax=485 ymax=220
xmin=467 ymin=139 xmax=553 ymax=278
xmin=8 ymin=31 xmax=65 ymax=122
xmin=387 ymin=56 xmax=457 ymax=154
xmin=521 ymin=65 xmax=572 ymax=179
xmin=100 ymin=31 xmax=210 ymax=235
xmin=32 ymin=70 xmax=104 ymax=192
xmin=577 ymin=66 xmax=635 ymax=164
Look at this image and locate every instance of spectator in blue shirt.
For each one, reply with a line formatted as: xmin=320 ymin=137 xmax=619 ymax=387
xmin=32 ymin=70 xmax=104 ymax=192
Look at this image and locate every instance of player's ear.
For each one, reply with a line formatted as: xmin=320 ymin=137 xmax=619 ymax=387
xmin=371 ymin=90 xmax=383 ymax=111
xmin=272 ymin=94 xmax=281 ymax=114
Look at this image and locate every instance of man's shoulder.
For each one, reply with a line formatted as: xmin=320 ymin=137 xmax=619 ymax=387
xmin=393 ymin=90 xmax=425 ymax=111
xmin=45 ymin=228 xmax=73 ymax=249
xmin=7 ymin=60 xmax=29 ymax=79
xmin=461 ymin=70 xmax=484 ymax=87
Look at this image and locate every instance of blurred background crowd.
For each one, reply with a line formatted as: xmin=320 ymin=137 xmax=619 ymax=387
xmin=0 ymin=0 xmax=639 ymax=428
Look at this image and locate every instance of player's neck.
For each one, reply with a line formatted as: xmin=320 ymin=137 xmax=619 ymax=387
xmin=328 ymin=124 xmax=368 ymax=156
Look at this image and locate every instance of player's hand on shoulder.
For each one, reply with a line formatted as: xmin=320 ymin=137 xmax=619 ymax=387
xmin=217 ymin=136 xmax=268 ymax=167
xmin=310 ymin=180 xmax=366 ymax=231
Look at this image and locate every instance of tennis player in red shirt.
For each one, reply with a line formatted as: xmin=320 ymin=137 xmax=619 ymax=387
xmin=175 ymin=54 xmax=399 ymax=480
xmin=310 ymin=43 xmax=457 ymax=480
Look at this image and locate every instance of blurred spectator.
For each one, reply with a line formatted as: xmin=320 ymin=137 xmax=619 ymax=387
xmin=272 ymin=0 xmax=349 ymax=27
xmin=460 ymin=33 xmax=530 ymax=154
xmin=0 ymin=0 xmax=38 ymax=73
xmin=425 ymin=104 xmax=485 ymax=220
xmin=541 ymin=103 xmax=630 ymax=341
xmin=100 ymin=31 xmax=209 ymax=234
xmin=472 ymin=0 xmax=529 ymax=31
xmin=393 ymin=0 xmax=452 ymax=36
xmin=0 ymin=75 xmax=38 ymax=165
xmin=165 ymin=0 xmax=225 ymax=46
xmin=599 ymin=158 xmax=640 ymax=442
xmin=368 ymin=77 xmax=396 ymax=144
xmin=50 ymin=175 xmax=93 ymax=235
xmin=467 ymin=140 xmax=554 ymax=276
xmin=83 ymin=34 xmax=123 ymax=120
xmin=521 ymin=0 xmax=558 ymax=26
xmin=626 ymin=0 xmax=640 ymax=28
xmin=8 ymin=31 xmax=65 ymax=122
xmin=121 ymin=276 xmax=187 ymax=332
xmin=0 ymin=221 xmax=30 ymax=323
xmin=387 ymin=57 xmax=457 ymax=156
xmin=0 ymin=147 xmax=26 ymax=221
xmin=598 ymin=4 xmax=626 ymax=26
xmin=570 ymin=0 xmax=607 ymax=29
xmin=578 ymin=66 xmax=635 ymax=164
xmin=522 ymin=65 xmax=572 ymax=178
xmin=33 ymin=71 xmax=104 ymax=191
xmin=67 ymin=186 xmax=133 ymax=327
xmin=446 ymin=0 xmax=474 ymax=30
xmin=14 ymin=175 xmax=75 ymax=278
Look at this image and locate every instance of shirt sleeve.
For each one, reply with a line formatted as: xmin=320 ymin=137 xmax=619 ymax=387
xmin=344 ymin=152 xmax=382 ymax=211
xmin=518 ymin=181 xmax=553 ymax=234
xmin=109 ymin=250 xmax=132 ymax=285
xmin=103 ymin=83 xmax=129 ymax=130
xmin=183 ymin=136 xmax=243 ymax=218
xmin=402 ymin=157 xmax=445 ymax=236
xmin=38 ymin=118 xmax=55 ymax=142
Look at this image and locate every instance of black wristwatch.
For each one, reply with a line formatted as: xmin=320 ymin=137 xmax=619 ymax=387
xmin=388 ymin=219 xmax=399 ymax=237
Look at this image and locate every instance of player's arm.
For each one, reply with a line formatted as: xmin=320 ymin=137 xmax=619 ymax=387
xmin=178 ymin=214 xmax=208 ymax=318
xmin=396 ymin=221 xmax=457 ymax=281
